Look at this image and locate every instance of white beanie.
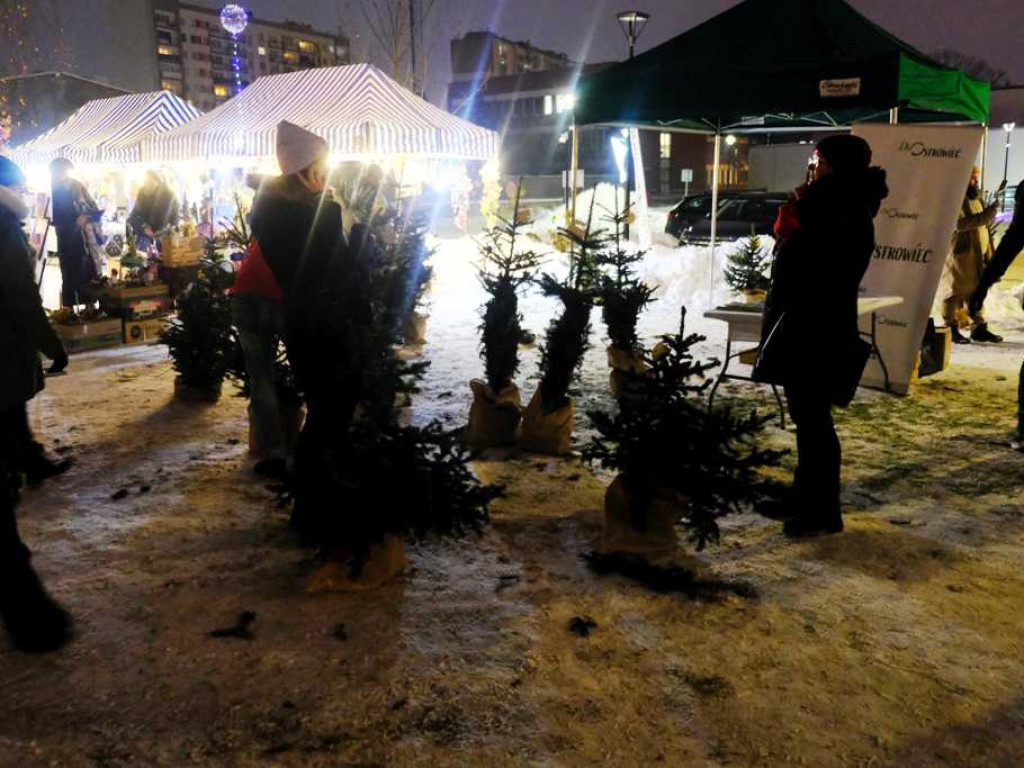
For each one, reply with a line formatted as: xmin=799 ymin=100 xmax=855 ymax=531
xmin=276 ymin=120 xmax=329 ymax=176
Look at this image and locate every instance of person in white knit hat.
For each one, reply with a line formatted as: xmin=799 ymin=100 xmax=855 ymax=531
xmin=237 ymin=121 xmax=370 ymax=492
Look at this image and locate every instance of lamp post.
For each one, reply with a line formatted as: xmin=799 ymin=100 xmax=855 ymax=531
xmin=1004 ymin=122 xmax=1016 ymax=210
xmin=616 ymin=10 xmax=650 ymax=239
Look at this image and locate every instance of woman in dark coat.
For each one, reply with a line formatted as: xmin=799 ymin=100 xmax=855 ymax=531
xmin=756 ymin=134 xmax=889 ymax=537
xmin=248 ymin=122 xmax=371 ymax=536
xmin=49 ymin=157 xmax=102 ymax=306
xmin=0 ymin=156 xmax=73 ymax=652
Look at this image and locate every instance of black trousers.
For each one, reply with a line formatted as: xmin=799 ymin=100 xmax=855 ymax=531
xmin=1018 ymin=356 xmax=1024 ymax=440
xmin=784 ymin=383 xmax=842 ymax=519
xmin=973 ymin=220 xmax=1024 ymax=309
xmin=0 ymin=407 xmax=31 ymax=574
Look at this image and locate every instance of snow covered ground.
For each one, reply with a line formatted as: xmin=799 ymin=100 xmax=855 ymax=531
xmin=7 ymin=205 xmax=1024 ymax=766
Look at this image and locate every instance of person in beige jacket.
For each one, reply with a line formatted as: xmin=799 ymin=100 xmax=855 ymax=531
xmin=943 ymin=167 xmax=1006 ymax=344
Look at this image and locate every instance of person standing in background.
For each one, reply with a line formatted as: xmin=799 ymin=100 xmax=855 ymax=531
xmin=128 ymin=170 xmax=180 ymax=252
xmin=943 ymin=168 xmax=1005 ymax=344
xmin=49 ymin=158 xmax=102 ymax=306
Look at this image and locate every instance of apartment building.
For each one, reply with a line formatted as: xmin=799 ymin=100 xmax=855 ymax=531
xmin=152 ymin=1 xmax=350 ymax=111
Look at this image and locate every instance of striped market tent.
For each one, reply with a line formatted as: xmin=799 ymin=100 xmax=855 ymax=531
xmin=9 ymin=91 xmax=202 ymax=167
xmin=143 ymin=65 xmax=500 ymax=165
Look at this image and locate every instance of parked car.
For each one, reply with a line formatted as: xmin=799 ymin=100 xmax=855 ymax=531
xmin=664 ymin=191 xmax=739 ymax=239
xmin=675 ymin=192 xmax=789 ymax=245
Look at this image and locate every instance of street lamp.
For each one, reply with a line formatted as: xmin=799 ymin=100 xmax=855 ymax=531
xmin=616 ymin=10 xmax=651 ymax=58
xmin=1004 ymin=122 xmax=1016 ymax=210
xmin=615 ymin=10 xmax=650 ymax=239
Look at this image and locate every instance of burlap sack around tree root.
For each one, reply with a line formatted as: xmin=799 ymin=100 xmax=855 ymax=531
xmin=518 ymin=385 xmax=574 ymax=456
xmin=403 ymin=312 xmax=428 ymax=346
xmin=607 ymin=345 xmax=648 ymax=400
xmin=602 ymin=475 xmax=685 ymax=556
xmin=305 ymin=535 xmax=407 ymax=593
xmin=467 ymin=379 xmax=523 ymax=449
xmin=174 ymin=376 xmax=222 ymax=404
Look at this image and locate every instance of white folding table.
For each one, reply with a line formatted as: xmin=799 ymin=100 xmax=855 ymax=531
xmin=703 ymin=295 xmax=904 ymax=427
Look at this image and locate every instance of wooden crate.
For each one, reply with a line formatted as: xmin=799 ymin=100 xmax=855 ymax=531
xmin=160 ymin=235 xmax=205 ymax=267
xmin=124 ymin=316 xmax=171 ymax=345
xmin=53 ymin=317 xmax=123 ymax=354
xmin=100 ymin=283 xmax=173 ymax=320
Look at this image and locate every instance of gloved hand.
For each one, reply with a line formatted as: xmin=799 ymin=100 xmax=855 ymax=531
xmin=48 ymin=349 xmax=69 ymax=375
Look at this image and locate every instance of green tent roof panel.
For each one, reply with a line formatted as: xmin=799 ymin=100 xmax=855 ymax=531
xmin=576 ymin=0 xmax=990 ymax=130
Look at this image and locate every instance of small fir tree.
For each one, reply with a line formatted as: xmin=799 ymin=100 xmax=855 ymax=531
xmin=477 ymin=183 xmax=544 ymax=392
xmin=723 ymin=236 xmax=771 ymax=294
xmin=536 ymin=197 xmax=602 ymax=413
xmin=595 ymin=200 xmax=656 ymax=353
xmin=291 ymin=221 xmax=499 ymax=572
xmin=162 ymin=254 xmax=236 ymax=395
xmin=584 ymin=306 xmax=784 ymax=549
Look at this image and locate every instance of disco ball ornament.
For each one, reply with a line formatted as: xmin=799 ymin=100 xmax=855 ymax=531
xmin=219 ymin=4 xmax=249 ymax=36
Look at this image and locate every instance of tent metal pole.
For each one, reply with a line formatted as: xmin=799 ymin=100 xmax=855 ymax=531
xmin=569 ymin=124 xmax=580 ymax=225
xmin=709 ymin=131 xmax=722 ymax=304
xmin=981 ymin=123 xmax=989 ymax=189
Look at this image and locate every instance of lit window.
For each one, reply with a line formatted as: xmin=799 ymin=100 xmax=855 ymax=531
xmin=258 ymin=46 xmax=266 ymax=56
xmin=555 ymin=93 xmax=576 ymax=113
xmin=158 ymin=45 xmax=174 ymax=56
xmin=283 ymin=51 xmax=297 ymax=62
xmin=214 ymin=85 xmax=229 ymax=97
xmin=660 ymin=132 xmax=671 ymax=159
xmin=298 ymin=40 xmax=314 ymax=53
xmin=543 ymin=95 xmax=553 ymax=115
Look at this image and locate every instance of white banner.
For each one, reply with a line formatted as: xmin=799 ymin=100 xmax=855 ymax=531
xmin=852 ymin=124 xmax=984 ymax=394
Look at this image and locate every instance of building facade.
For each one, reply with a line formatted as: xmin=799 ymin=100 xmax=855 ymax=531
xmin=448 ymin=32 xmax=730 ymax=200
xmin=152 ymin=2 xmax=350 ymax=112
xmin=0 ymin=72 xmax=129 ymax=147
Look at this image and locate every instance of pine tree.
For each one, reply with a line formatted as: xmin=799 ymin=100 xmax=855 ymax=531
xmin=477 ymin=183 xmax=544 ymax=392
xmin=584 ymin=306 xmax=784 ymax=550
xmin=536 ymin=197 xmax=602 ymax=413
xmin=162 ymin=253 xmax=236 ymax=396
xmin=291 ymin=214 xmax=499 ymax=571
xmin=595 ymin=200 xmax=656 ymax=353
xmin=723 ymin=236 xmax=771 ymax=294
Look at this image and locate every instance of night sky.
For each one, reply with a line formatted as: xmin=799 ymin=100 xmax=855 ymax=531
xmin=224 ymin=0 xmax=1024 ymax=103
xmin=68 ymin=0 xmax=1024 ymax=102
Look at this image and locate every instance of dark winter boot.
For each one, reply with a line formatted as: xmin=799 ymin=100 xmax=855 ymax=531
xmin=783 ymin=514 xmax=844 ymax=538
xmin=950 ymin=326 xmax=971 ymax=345
xmin=971 ymin=324 xmax=1003 ymax=344
xmin=253 ymin=457 xmax=288 ymax=481
xmin=24 ymin=456 xmax=73 ymax=487
xmin=0 ymin=564 xmax=74 ymax=653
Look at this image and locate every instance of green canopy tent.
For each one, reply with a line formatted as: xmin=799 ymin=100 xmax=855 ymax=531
xmin=572 ymin=0 xmax=991 ymax=286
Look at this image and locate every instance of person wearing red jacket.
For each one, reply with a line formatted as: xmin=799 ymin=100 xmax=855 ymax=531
xmin=230 ymin=234 xmax=288 ymax=479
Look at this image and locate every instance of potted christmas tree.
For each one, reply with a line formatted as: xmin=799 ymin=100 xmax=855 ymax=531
xmin=293 ymin=225 xmax=500 ymax=591
xmin=468 ymin=183 xmax=544 ymax=450
xmin=585 ymin=306 xmax=783 ymax=555
xmin=723 ymin=235 xmax=771 ymax=303
xmin=162 ymin=253 xmax=236 ymax=403
xmin=595 ymin=201 xmax=656 ymax=399
xmin=519 ymin=198 xmax=601 ymax=455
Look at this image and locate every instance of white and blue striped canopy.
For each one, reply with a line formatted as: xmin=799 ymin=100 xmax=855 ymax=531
xmin=143 ymin=65 xmax=500 ymax=164
xmin=9 ymin=91 xmax=202 ymax=167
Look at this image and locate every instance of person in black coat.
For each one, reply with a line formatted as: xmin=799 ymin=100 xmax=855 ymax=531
xmin=756 ymin=134 xmax=889 ymax=537
xmin=248 ymin=122 xmax=371 ymax=535
xmin=49 ymin=157 xmax=102 ymax=306
xmin=127 ymin=170 xmax=180 ymax=248
xmin=0 ymin=156 xmax=74 ymax=652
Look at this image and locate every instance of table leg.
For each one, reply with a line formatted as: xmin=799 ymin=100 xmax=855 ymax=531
xmin=871 ymin=311 xmax=891 ymax=392
xmin=771 ymin=384 xmax=786 ymax=429
xmin=708 ymin=331 xmax=733 ymax=410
